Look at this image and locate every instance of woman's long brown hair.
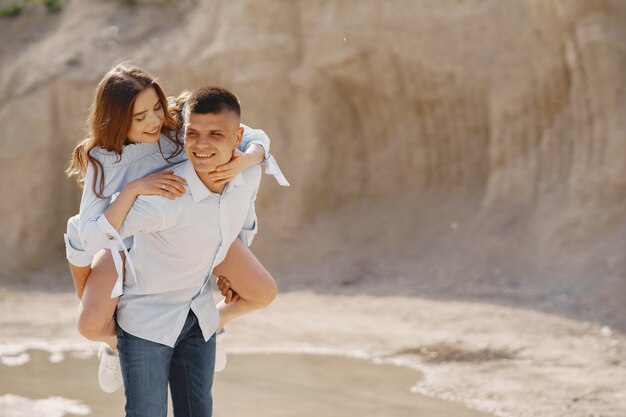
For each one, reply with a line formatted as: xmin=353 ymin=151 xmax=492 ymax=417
xmin=66 ymin=63 xmax=183 ymax=198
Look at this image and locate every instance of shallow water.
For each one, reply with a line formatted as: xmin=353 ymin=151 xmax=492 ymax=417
xmin=0 ymin=350 xmax=492 ymax=417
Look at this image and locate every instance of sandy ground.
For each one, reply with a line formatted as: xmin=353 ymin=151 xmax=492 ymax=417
xmin=1 ymin=285 xmax=624 ymax=417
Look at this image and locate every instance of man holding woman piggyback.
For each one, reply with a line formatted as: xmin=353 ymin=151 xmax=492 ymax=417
xmin=64 ymin=63 xmax=288 ymax=417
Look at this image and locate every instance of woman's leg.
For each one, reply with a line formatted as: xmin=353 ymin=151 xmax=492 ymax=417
xmin=65 ymin=214 xmax=94 ymax=300
xmin=69 ymin=264 xmax=91 ymax=300
xmin=212 ymin=238 xmax=278 ymax=329
xmin=76 ymin=249 xmax=119 ymax=349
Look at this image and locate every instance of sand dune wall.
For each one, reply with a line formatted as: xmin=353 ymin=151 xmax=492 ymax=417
xmin=0 ymin=0 xmax=624 ymax=291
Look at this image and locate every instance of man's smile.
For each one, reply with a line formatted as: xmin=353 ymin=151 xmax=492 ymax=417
xmin=193 ymin=151 xmax=217 ymax=160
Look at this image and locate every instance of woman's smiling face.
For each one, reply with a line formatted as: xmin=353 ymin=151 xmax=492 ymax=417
xmin=126 ymin=86 xmax=165 ymax=144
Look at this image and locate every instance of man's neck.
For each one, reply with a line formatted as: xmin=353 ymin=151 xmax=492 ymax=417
xmin=197 ymin=171 xmax=226 ymax=195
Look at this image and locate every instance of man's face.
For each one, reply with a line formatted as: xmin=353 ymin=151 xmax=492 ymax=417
xmin=184 ymin=110 xmax=243 ymax=174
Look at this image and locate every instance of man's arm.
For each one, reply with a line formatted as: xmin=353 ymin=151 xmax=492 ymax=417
xmin=117 ymin=196 xmax=166 ymax=239
xmin=102 ymin=171 xmax=185 ymax=233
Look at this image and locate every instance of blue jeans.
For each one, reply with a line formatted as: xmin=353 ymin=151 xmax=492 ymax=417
xmin=117 ymin=311 xmax=216 ymax=417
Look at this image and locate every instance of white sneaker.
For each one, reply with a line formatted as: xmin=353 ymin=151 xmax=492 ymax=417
xmin=215 ymin=329 xmax=227 ymax=372
xmin=98 ymin=344 xmax=122 ymax=393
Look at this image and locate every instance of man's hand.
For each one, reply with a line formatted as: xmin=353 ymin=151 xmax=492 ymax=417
xmin=217 ymin=275 xmax=241 ymax=304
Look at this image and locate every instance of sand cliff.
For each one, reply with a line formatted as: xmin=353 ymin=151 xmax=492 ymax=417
xmin=0 ymin=0 xmax=624 ymax=329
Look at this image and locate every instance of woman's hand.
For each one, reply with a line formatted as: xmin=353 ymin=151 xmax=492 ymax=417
xmin=128 ymin=171 xmax=187 ymax=200
xmin=208 ymin=149 xmax=253 ymax=186
xmin=103 ymin=170 xmax=187 ymax=232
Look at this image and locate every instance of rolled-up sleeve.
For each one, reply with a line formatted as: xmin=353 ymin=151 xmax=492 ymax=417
xmin=64 ymin=214 xmax=92 ymax=267
xmin=238 ymin=214 xmax=257 ymax=247
xmin=238 ymin=169 xmax=261 ymax=247
xmin=78 ymin=165 xmax=116 ymax=258
xmin=239 ymin=123 xmax=270 ymax=158
xmin=239 ymin=123 xmax=290 ymax=187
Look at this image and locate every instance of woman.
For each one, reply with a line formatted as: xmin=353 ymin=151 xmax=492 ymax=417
xmin=64 ymin=62 xmax=286 ymax=392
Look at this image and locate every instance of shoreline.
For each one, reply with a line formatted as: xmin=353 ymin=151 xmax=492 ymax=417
xmin=1 ymin=288 xmax=624 ymax=417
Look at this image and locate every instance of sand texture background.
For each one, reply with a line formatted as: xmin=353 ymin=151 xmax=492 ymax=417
xmin=0 ymin=1 xmax=625 ymax=416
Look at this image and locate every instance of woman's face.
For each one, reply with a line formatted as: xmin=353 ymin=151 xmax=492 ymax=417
xmin=127 ymin=86 xmax=165 ymax=144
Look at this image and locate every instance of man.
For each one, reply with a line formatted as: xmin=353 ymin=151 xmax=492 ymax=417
xmin=112 ymin=87 xmax=261 ymax=417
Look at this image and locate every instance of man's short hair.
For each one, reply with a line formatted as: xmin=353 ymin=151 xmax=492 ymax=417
xmin=187 ymin=86 xmax=241 ymax=117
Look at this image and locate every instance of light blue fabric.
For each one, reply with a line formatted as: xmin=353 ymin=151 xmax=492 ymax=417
xmin=63 ymin=124 xmax=286 ymax=274
xmin=63 ymin=215 xmax=90 ymax=267
xmin=115 ymin=161 xmax=261 ymax=347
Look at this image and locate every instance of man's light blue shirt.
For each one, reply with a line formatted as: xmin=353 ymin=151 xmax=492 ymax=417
xmin=116 ymin=160 xmax=261 ymax=347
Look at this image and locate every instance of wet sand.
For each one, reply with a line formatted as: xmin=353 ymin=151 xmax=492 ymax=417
xmin=215 ymin=354 xmax=492 ymax=417
xmin=0 ymin=350 xmax=493 ymax=417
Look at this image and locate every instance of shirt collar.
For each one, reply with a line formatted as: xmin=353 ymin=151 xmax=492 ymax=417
xmin=182 ymin=160 xmax=247 ymax=203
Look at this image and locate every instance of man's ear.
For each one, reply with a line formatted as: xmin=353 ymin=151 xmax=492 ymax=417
xmin=235 ymin=126 xmax=244 ymax=148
